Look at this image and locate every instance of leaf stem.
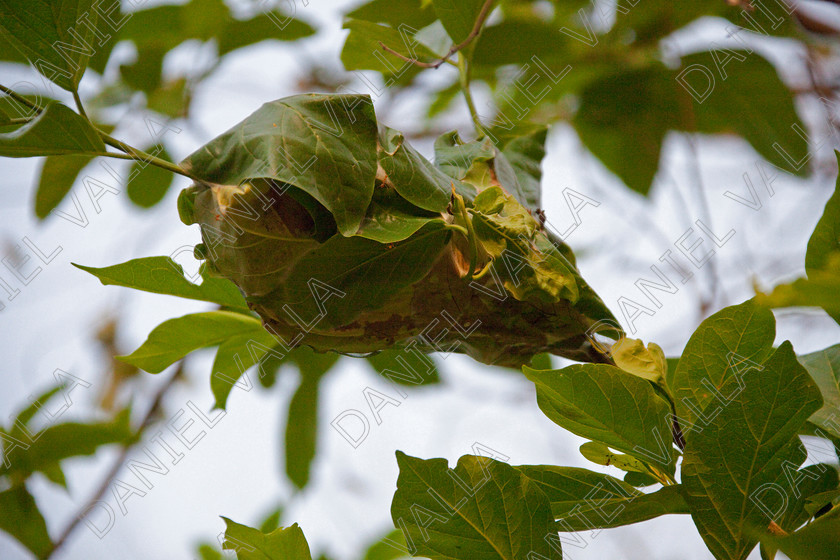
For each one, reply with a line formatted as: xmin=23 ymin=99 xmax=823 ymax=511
xmin=72 ymin=90 xmax=89 ymax=120
xmin=378 ymin=0 xmax=495 ymax=69
xmin=0 ymin=84 xmax=44 ymax=114
xmin=1 ymin=83 xmax=196 ymax=182
xmin=445 ymin=223 xmax=470 ymax=237
xmin=645 ymin=464 xmax=676 ymax=486
xmin=6 ymin=117 xmax=35 ymax=126
xmin=453 ymin=190 xmax=482 ymax=280
xmin=97 ymin=129 xmax=197 ymax=180
xmin=91 ymin=151 xmax=141 ymax=161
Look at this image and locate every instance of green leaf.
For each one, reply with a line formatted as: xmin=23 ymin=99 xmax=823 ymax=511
xmin=0 ymin=0 xmax=97 ymax=91
xmin=758 ymin=507 xmax=840 ymax=560
xmin=610 ymin=337 xmax=667 ymax=384
xmin=805 ymin=487 xmax=840 ymax=518
xmin=775 ymin=465 xmax=839 ymax=533
xmin=0 ymin=485 xmax=51 ymax=559
xmin=259 ymin=507 xmax=283 ymax=534
xmin=681 ymin=341 xmax=823 ymax=560
xmin=623 ymin=471 xmax=660 ymax=488
xmin=390 ymin=452 xmax=559 ymax=560
xmin=39 ymin=463 xmax=67 ymax=488
xmin=523 ymin=363 xmax=677 ymax=474
xmin=282 ymin=348 xmax=339 ymax=488
xmin=146 ymin=79 xmax=189 ymax=119
xmin=611 ymin=0 xmax=801 ymax=45
xmin=217 ymin=10 xmax=315 ymax=56
xmin=431 ymin=0 xmax=494 ymax=44
xmin=355 ymin=198 xmax=442 ymax=243
xmin=680 ymin=51 xmax=809 ymax=177
xmin=471 ymin=186 xmax=580 ymax=304
xmin=346 ymin=0 xmax=437 ymax=29
xmin=573 ymin=66 xmax=678 ymax=196
xmin=188 ymin=181 xmax=325 ymax=298
xmin=197 ymin=543 xmax=224 ymax=560
xmin=669 ymin=299 xmax=776 ymax=429
xmin=2 ymin=409 xmax=133 ymax=479
xmin=755 ymin=271 xmax=840 ymax=321
xmin=434 ymin=130 xmax=495 ymax=182
xmin=807 ymin=152 xmax=840 ymax=274
xmin=11 ymin=386 xmax=63 ymax=429
xmin=798 ymin=344 xmax=840 ymax=440
xmin=221 ymin=518 xmax=312 ymax=560
xmin=285 ymin=374 xmax=321 ymax=489
xmin=472 ymin=20 xmax=572 ymax=67
xmin=0 ymin=30 xmax=29 ymax=66
xmin=516 ymin=465 xmax=689 ymax=529
xmin=73 ymin=256 xmax=248 ymax=310
xmin=181 ymin=94 xmax=379 ymax=236
xmin=210 ymin=328 xmax=277 ymax=410
xmin=427 ymin=79 xmax=461 ymax=118
xmin=361 ymin=528 xmax=410 ymax=560
xmin=500 ymin=128 xmax=546 ymax=213
xmin=341 ymin=19 xmax=437 ymax=82
xmin=263 ymin=222 xmax=451 ymax=328
xmin=34 ymin=154 xmax=94 ymax=219
xmin=121 ymin=311 xmax=265 ymax=373
xmin=112 ymin=0 xmax=313 ymax=91
xmin=366 ymin=349 xmax=439 ymax=386
xmin=127 ymin=145 xmax=175 ymax=208
xmin=578 ymin=441 xmax=649 ymax=473
xmin=0 ymin=103 xmax=105 ymax=157
xmin=755 ymin=153 xmax=840 ymax=323
xmin=377 ymin=125 xmax=453 ymax=213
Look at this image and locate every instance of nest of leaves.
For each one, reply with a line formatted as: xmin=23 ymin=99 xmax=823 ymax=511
xmin=177 ymin=94 xmax=619 ymax=367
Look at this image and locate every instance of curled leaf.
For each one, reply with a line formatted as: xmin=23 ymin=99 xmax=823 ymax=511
xmin=611 ymin=337 xmax=667 ymax=383
xmin=178 ymin=94 xmax=619 ymax=366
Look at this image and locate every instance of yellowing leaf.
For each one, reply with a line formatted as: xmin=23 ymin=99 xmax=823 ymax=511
xmin=611 ymin=337 xmax=667 ymax=383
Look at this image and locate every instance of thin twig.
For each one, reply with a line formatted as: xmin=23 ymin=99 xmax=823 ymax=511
xmin=6 ymin=117 xmax=35 ymax=126
xmin=377 ymin=42 xmax=455 ymax=69
xmin=97 ymin=129 xmax=197 ymax=180
xmin=88 ymin=152 xmax=140 ymax=161
xmin=2 ymin=83 xmax=196 ymax=183
xmin=72 ymin=91 xmax=88 ymax=120
xmin=46 ymin=365 xmax=183 ymax=558
xmin=378 ymin=0 xmax=496 ymax=69
xmin=457 ymin=52 xmax=486 ymax=137
xmin=685 ymin=137 xmax=723 ymax=317
xmin=0 ymin=84 xmax=44 ymax=114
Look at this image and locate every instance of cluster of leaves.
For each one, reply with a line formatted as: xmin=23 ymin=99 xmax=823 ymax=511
xmin=171 ymin=92 xmax=617 ymax=366
xmin=0 ymin=0 xmax=314 ymax=215
xmin=72 ymin=254 xmax=441 ymax=491
xmin=176 ymin=1 xmax=839 ymax=558
xmin=207 ymin=174 xmax=840 ymax=559
xmin=343 ymin=0 xmax=813 ymax=195
xmin=362 ymin=174 xmax=840 ymax=559
xmin=72 ymin=88 xmax=616 ymax=492
xmin=203 ymin=294 xmax=840 ymax=560
xmin=0 ymin=385 xmax=134 ymax=558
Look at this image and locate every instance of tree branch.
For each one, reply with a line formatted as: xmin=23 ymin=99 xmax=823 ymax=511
xmin=96 ymin=129 xmax=198 ymax=181
xmin=378 ymin=0 xmax=496 ymax=69
xmin=45 ymin=365 xmax=183 ymax=558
